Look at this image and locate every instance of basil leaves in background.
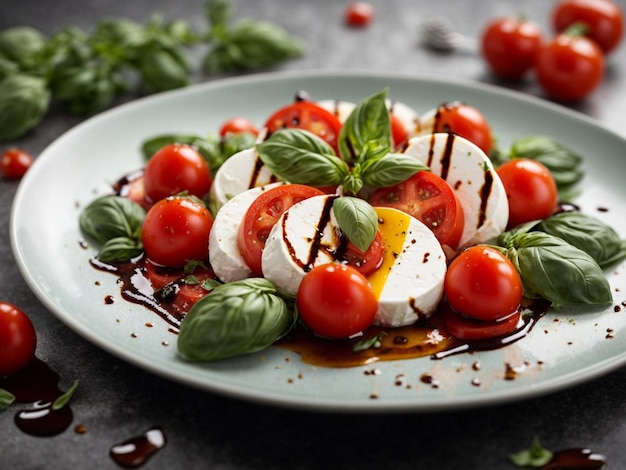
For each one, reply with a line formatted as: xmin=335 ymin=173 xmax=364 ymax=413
xmin=495 ymin=211 xmax=622 ymax=306
xmin=177 ymin=278 xmax=296 ymax=362
xmin=79 ymin=196 xmax=146 ymax=262
xmin=0 ymin=0 xmax=304 ymax=141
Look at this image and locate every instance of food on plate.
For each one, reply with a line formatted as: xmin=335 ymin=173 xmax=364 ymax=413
xmin=79 ymin=87 xmax=625 ymax=367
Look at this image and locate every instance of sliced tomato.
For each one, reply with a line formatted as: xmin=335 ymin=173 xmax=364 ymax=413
xmin=390 ymin=114 xmax=410 ymax=150
xmin=369 ymin=170 xmax=465 ymax=249
xmin=264 ymin=100 xmax=343 ymax=153
xmin=238 ymin=184 xmax=324 ymax=276
xmin=340 ymin=229 xmax=384 ymax=277
xmin=443 ymin=304 xmax=522 ymax=341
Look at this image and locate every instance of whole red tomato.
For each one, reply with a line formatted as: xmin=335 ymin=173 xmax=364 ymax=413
xmin=496 ymin=159 xmax=558 ymax=229
xmin=344 ymin=2 xmax=375 ymax=27
xmin=1 ymin=148 xmax=34 ymax=179
xmin=0 ymin=301 xmax=37 ymax=377
xmin=432 ymin=103 xmax=494 ymax=155
xmin=553 ymin=0 xmax=624 ymax=54
xmin=535 ymin=31 xmax=605 ymax=101
xmin=480 ymin=17 xmax=544 ymax=80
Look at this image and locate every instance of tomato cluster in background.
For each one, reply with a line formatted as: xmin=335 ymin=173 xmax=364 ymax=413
xmin=480 ymin=0 xmax=624 ymax=101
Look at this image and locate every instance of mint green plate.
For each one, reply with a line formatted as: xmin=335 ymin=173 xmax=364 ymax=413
xmin=11 ymin=71 xmax=626 ymax=412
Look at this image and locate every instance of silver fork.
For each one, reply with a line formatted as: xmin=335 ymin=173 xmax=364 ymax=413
xmin=419 ymin=17 xmax=478 ymax=53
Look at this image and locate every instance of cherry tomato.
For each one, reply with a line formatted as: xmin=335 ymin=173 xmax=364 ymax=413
xmin=297 ymin=263 xmax=377 ymax=339
xmin=142 ymin=196 xmax=214 ymax=268
xmin=443 ymin=304 xmax=522 ymax=341
xmin=144 ymin=259 xmax=216 ymax=312
xmin=444 ymin=246 xmax=523 ymax=322
xmin=264 ymin=100 xmax=343 ymax=153
xmin=238 ymin=184 xmax=324 ymax=276
xmin=535 ymin=32 xmax=605 ymax=102
xmin=432 ymin=102 xmax=494 ymax=155
xmin=496 ymin=159 xmax=558 ymax=229
xmin=390 ymin=114 xmax=410 ymax=150
xmin=0 ymin=301 xmax=37 ymax=377
xmin=143 ymin=144 xmax=212 ymax=204
xmin=219 ymin=117 xmax=259 ymax=137
xmin=340 ymin=229 xmax=384 ymax=277
xmin=369 ymin=170 xmax=465 ymax=249
xmin=1 ymin=148 xmax=34 ymax=179
xmin=480 ymin=17 xmax=543 ymax=80
xmin=344 ymin=2 xmax=375 ymax=27
xmin=553 ymin=0 xmax=624 ymax=54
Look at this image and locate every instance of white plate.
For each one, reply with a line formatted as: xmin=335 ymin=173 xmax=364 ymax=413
xmin=10 ymin=71 xmax=626 ymax=412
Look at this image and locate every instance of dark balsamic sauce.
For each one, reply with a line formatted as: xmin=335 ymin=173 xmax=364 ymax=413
xmin=110 ymin=426 xmax=167 ymax=469
xmin=0 ymin=357 xmax=74 ymax=436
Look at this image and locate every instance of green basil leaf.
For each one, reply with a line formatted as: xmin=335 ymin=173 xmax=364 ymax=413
xmin=0 ymin=388 xmax=16 ymax=411
xmin=137 ymin=46 xmax=189 ymax=93
xmin=338 ymin=89 xmax=391 ymax=164
xmin=98 ymin=236 xmax=143 ymax=263
xmin=333 ymin=196 xmax=378 ymax=252
xmin=52 ymin=380 xmax=79 ymax=411
xmin=0 ymin=74 xmax=50 ymax=141
xmin=141 ymin=134 xmax=208 ymax=160
xmin=499 ymin=231 xmax=612 ymax=306
xmin=341 ymin=173 xmax=364 ymax=197
xmin=206 ymin=0 xmax=233 ymax=40
xmin=535 ymin=212 xmax=626 ymax=269
xmin=79 ymin=196 xmax=146 ymax=246
xmin=361 ymin=153 xmax=429 ymax=189
xmin=177 ymin=278 xmax=296 ymax=362
xmin=0 ymin=26 xmax=47 ymax=70
xmin=256 ymin=129 xmax=349 ymax=186
xmin=203 ymin=20 xmax=304 ymax=73
xmin=509 ymin=437 xmax=554 ymax=468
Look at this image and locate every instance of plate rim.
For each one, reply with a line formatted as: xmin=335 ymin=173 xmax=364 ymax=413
xmin=10 ymin=69 xmax=626 ymax=413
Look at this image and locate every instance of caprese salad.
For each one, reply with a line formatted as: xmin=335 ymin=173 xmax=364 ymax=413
xmin=79 ymin=88 xmax=626 ymax=365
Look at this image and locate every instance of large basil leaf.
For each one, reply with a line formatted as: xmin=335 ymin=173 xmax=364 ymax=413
xmin=360 ymin=153 xmax=428 ymax=189
xmin=256 ymin=129 xmax=349 ymax=186
xmin=177 ymin=278 xmax=296 ymax=362
xmin=535 ymin=212 xmax=626 ymax=269
xmin=338 ymin=89 xmax=391 ymax=165
xmin=79 ymin=196 xmax=145 ymax=261
xmin=499 ymin=231 xmax=612 ymax=306
xmin=332 ymin=196 xmax=378 ymax=252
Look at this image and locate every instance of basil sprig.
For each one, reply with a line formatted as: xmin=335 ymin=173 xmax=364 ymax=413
xmin=79 ymin=195 xmax=146 ymax=262
xmin=496 ymin=230 xmax=612 ymax=306
xmin=177 ymin=277 xmax=296 ymax=362
xmin=0 ymin=388 xmax=16 ymax=411
xmin=333 ymin=197 xmax=378 ymax=252
xmin=535 ymin=212 xmax=626 ymax=269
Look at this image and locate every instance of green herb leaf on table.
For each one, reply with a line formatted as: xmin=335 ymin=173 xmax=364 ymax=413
xmin=333 ymin=196 xmax=379 ymax=253
xmin=0 ymin=74 xmax=50 ymax=141
xmin=509 ymin=437 xmax=554 ymax=468
xmin=52 ymin=380 xmax=79 ymax=411
xmin=0 ymin=388 xmax=16 ymax=411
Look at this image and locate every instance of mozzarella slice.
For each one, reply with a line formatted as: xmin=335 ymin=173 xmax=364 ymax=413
xmin=208 ymin=147 xmax=278 ymax=214
xmin=386 ymin=99 xmax=420 ymax=139
xmin=403 ymin=133 xmax=508 ymax=247
xmin=262 ymin=194 xmax=338 ymax=295
xmin=262 ymin=196 xmax=446 ymax=327
xmin=369 ymin=207 xmax=446 ymax=327
xmin=317 ymin=100 xmax=355 ymax=123
xmin=209 ymin=183 xmax=282 ymax=283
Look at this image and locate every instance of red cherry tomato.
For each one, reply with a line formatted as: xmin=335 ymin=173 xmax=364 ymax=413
xmin=369 ymin=170 xmax=465 ymax=249
xmin=238 ymin=184 xmax=324 ymax=276
xmin=480 ymin=17 xmax=543 ymax=80
xmin=142 ymin=196 xmax=214 ymax=268
xmin=443 ymin=305 xmax=522 ymax=341
xmin=340 ymin=229 xmax=384 ymax=277
xmin=432 ymin=102 xmax=494 ymax=155
xmin=535 ymin=32 xmax=605 ymax=102
xmin=1 ymin=148 xmax=34 ymax=179
xmin=344 ymin=2 xmax=375 ymax=27
xmin=219 ymin=117 xmax=259 ymax=137
xmin=0 ymin=301 xmax=37 ymax=377
xmin=390 ymin=114 xmax=410 ymax=150
xmin=264 ymin=100 xmax=343 ymax=153
xmin=496 ymin=159 xmax=558 ymax=229
xmin=143 ymin=144 xmax=212 ymax=203
xmin=144 ymin=259 xmax=216 ymax=312
xmin=553 ymin=0 xmax=624 ymax=54
xmin=444 ymin=246 xmax=523 ymax=322
xmin=297 ymin=263 xmax=378 ymax=339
